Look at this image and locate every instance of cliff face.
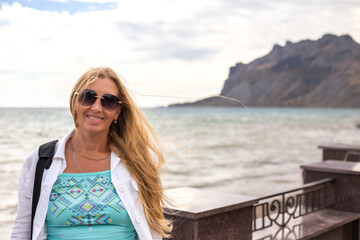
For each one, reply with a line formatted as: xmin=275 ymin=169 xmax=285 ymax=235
xmin=170 ymin=34 xmax=360 ymax=108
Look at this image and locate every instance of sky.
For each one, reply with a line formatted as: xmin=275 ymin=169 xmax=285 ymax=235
xmin=0 ymin=0 xmax=359 ymax=108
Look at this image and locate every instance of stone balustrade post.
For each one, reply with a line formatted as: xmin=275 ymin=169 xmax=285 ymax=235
xmin=163 ymin=187 xmax=257 ymax=240
xmin=319 ymin=144 xmax=360 ymax=162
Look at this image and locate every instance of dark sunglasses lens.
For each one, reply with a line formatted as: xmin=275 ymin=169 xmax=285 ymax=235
xmin=101 ymin=95 xmax=120 ymax=111
xmin=78 ymin=89 xmax=96 ymax=106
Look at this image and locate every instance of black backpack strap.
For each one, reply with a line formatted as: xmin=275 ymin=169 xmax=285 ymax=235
xmin=31 ymin=140 xmax=58 ymax=239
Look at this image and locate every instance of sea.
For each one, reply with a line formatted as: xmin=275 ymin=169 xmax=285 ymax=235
xmin=1 ymin=107 xmax=359 ymax=238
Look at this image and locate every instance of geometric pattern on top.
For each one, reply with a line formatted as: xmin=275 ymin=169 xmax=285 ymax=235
xmin=46 ymin=170 xmax=130 ymax=227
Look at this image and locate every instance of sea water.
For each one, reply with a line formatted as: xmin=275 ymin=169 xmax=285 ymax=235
xmin=1 ymin=107 xmax=359 ymax=238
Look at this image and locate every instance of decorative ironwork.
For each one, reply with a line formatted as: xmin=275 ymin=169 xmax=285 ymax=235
xmin=254 ymin=224 xmax=302 ymax=240
xmin=253 ymin=178 xmax=334 ymax=232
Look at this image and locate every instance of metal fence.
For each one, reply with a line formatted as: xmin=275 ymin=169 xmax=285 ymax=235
xmin=253 ymin=178 xmax=334 ymax=232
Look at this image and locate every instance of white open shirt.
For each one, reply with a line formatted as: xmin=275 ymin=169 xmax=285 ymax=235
xmin=11 ymin=130 xmax=161 ymax=240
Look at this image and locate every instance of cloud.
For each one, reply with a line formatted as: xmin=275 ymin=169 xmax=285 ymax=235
xmin=0 ymin=0 xmax=359 ymax=107
xmin=0 ymin=19 xmax=10 ymax=26
xmin=156 ymin=47 xmax=217 ymax=61
xmin=116 ymin=21 xmax=163 ymax=41
xmin=116 ymin=21 xmax=219 ymax=60
xmin=137 ymin=45 xmax=218 ymax=61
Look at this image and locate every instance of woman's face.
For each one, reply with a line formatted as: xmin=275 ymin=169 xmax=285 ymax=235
xmin=75 ymin=77 xmax=121 ymax=136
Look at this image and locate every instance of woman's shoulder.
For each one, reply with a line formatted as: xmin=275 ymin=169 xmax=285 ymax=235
xmin=22 ymin=146 xmax=40 ymax=170
xmin=20 ymin=138 xmax=60 ymax=178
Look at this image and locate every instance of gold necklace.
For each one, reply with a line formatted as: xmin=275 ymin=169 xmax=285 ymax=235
xmin=74 ymin=150 xmax=110 ymax=161
xmin=71 ymin=138 xmax=111 ymax=161
xmin=71 ymin=149 xmax=110 ymax=173
xmin=70 ymin=138 xmax=110 ymax=173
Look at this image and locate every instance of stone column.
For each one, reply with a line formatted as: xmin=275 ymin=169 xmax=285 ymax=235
xmin=319 ymin=144 xmax=360 ymax=162
xmin=163 ymin=187 xmax=257 ymax=240
xmin=301 ymin=160 xmax=360 ymax=213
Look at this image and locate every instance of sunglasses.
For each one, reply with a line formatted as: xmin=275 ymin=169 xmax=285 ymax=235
xmin=75 ymin=89 xmax=122 ymax=111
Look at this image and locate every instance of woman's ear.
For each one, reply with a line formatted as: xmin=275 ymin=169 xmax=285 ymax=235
xmin=113 ymin=106 xmax=120 ymax=119
xmin=114 ymin=110 xmax=120 ymax=122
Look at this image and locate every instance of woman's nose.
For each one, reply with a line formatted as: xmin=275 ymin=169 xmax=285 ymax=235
xmin=91 ymin=98 xmax=102 ymax=112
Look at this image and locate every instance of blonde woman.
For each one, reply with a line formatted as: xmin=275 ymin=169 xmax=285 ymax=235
xmin=11 ymin=67 xmax=172 ymax=240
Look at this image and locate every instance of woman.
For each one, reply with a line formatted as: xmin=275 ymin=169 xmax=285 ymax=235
xmin=11 ymin=67 xmax=172 ymax=240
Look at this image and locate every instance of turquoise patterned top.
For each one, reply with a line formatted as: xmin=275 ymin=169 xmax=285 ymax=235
xmin=45 ymin=170 xmax=138 ymax=240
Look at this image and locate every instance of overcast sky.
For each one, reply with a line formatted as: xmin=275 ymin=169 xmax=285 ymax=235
xmin=0 ymin=0 xmax=359 ymax=108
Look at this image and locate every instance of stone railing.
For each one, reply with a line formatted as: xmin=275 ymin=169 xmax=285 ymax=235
xmin=164 ymin=144 xmax=360 ymax=240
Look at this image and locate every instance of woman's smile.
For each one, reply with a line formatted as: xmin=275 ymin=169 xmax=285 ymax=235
xmin=86 ymin=115 xmax=105 ymax=121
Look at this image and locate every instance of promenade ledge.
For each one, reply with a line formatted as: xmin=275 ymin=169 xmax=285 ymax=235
xmin=164 ymin=144 xmax=360 ymax=240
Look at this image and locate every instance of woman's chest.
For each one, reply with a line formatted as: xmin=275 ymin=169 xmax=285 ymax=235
xmin=46 ymin=172 xmax=133 ymax=227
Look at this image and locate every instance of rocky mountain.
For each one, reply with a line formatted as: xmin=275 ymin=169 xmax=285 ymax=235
xmin=170 ymin=34 xmax=360 ymax=108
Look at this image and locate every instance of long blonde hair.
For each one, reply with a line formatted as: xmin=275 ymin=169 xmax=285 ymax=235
xmin=69 ymin=67 xmax=172 ymax=237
